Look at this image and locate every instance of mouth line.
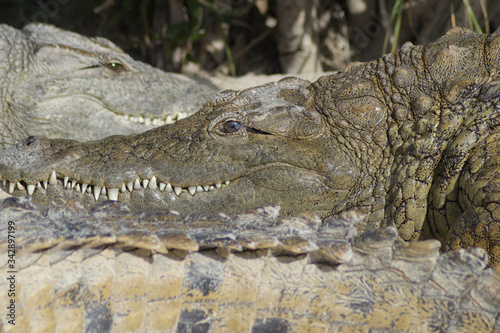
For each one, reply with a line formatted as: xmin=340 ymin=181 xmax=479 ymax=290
xmin=0 ymin=171 xmax=232 ymax=201
xmin=118 ymin=112 xmax=188 ymax=126
xmin=40 ymin=94 xmax=189 ymax=126
xmin=0 ymin=162 xmax=324 ymax=202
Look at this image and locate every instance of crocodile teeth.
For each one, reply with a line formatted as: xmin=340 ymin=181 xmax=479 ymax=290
xmin=27 ymin=184 xmax=35 ymax=195
xmin=149 ymin=176 xmax=157 ymax=189
xmin=49 ymin=171 xmax=57 ymax=185
xmin=94 ymin=186 xmax=101 ymax=201
xmin=108 ymin=188 xmax=119 ymax=201
xmin=188 ymin=186 xmax=196 ymax=196
xmin=5 ymin=169 xmax=233 ymax=201
xmin=174 ymin=186 xmax=182 ymax=196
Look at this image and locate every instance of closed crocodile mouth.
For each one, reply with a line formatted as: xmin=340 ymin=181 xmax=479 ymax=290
xmin=119 ymin=111 xmax=189 ymax=126
xmin=0 ymin=171 xmax=231 ymax=201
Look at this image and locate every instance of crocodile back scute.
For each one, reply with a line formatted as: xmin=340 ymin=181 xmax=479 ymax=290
xmin=0 ymin=197 xmax=499 ymax=332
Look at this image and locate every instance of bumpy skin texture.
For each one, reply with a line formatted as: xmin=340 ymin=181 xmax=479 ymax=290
xmin=1 ymin=27 xmax=500 ymax=267
xmin=0 ymin=23 xmax=217 ymax=149
xmin=0 ymin=197 xmax=499 ymax=332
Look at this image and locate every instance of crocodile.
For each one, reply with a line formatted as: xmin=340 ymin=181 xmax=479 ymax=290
xmin=0 ymin=23 xmax=218 ymax=149
xmin=0 ymin=196 xmax=499 ymax=332
xmin=1 ymin=26 xmax=500 ymax=267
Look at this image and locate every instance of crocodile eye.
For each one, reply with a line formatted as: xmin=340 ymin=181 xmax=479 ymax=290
xmin=104 ymin=61 xmax=127 ymax=73
xmin=223 ymin=120 xmax=242 ymax=133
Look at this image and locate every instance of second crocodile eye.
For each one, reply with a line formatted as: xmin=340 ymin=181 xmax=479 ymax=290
xmin=105 ymin=61 xmax=127 ymax=73
xmin=223 ymin=120 xmax=241 ymax=133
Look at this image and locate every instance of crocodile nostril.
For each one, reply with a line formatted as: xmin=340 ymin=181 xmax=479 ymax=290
xmin=25 ymin=136 xmax=36 ymax=146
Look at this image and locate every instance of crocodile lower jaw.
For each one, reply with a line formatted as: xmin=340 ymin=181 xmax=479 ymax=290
xmin=0 ymin=170 xmax=231 ymax=201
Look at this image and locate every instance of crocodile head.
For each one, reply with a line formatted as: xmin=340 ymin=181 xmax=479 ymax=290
xmin=0 ymin=23 xmax=217 ymax=149
xmin=0 ymin=76 xmax=383 ymax=217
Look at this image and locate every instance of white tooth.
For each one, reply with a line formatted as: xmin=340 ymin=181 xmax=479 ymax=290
xmin=8 ymin=182 xmax=15 ymax=194
xmin=215 ymin=183 xmax=222 ymax=188
xmin=123 ymin=115 xmax=130 ymax=120
xmin=225 ymin=180 xmax=230 ymax=185
xmin=137 ymin=116 xmax=145 ymax=123
xmin=142 ymin=179 xmax=150 ymax=188
xmin=174 ymin=186 xmax=182 ymax=196
xmin=108 ymin=188 xmax=119 ymax=201
xmin=101 ymin=186 xmax=107 ymax=195
xmin=159 ymin=182 xmax=166 ymax=191
xmin=188 ymin=186 xmax=196 ymax=196
xmin=63 ymin=176 xmax=69 ymax=188
xmin=144 ymin=118 xmax=151 ymax=126
xmin=71 ymin=180 xmax=77 ymax=189
xmin=27 ymin=184 xmax=35 ymax=195
xmin=149 ymin=176 xmax=158 ymax=189
xmin=37 ymin=182 xmax=43 ymax=190
xmin=129 ymin=116 xmax=137 ymax=122
xmin=120 ymin=183 xmax=126 ymax=192
xmin=127 ymin=182 xmax=134 ymax=192
xmin=66 ymin=182 xmax=71 ymax=189
xmin=152 ymin=119 xmax=160 ymax=126
xmin=177 ymin=112 xmax=187 ymax=120
xmin=43 ymin=180 xmax=48 ymax=189
xmin=166 ymin=115 xmax=173 ymax=123
xmin=82 ymin=183 xmax=88 ymax=194
xmin=86 ymin=186 xmax=92 ymax=194
xmin=209 ymin=185 xmax=215 ymax=191
xmin=17 ymin=182 xmax=25 ymax=191
xmin=166 ymin=183 xmax=173 ymax=192
xmin=49 ymin=171 xmax=57 ymax=185
xmin=2 ymin=179 xmax=6 ymax=186
xmin=134 ymin=178 xmax=141 ymax=190
xmin=196 ymin=185 xmax=204 ymax=193
xmin=76 ymin=184 xmax=81 ymax=192
xmin=203 ymin=185 xmax=210 ymax=191
xmin=94 ymin=186 xmax=101 ymax=201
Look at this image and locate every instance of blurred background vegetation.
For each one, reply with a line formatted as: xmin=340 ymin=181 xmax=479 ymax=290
xmin=2 ymin=0 xmax=499 ymax=77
